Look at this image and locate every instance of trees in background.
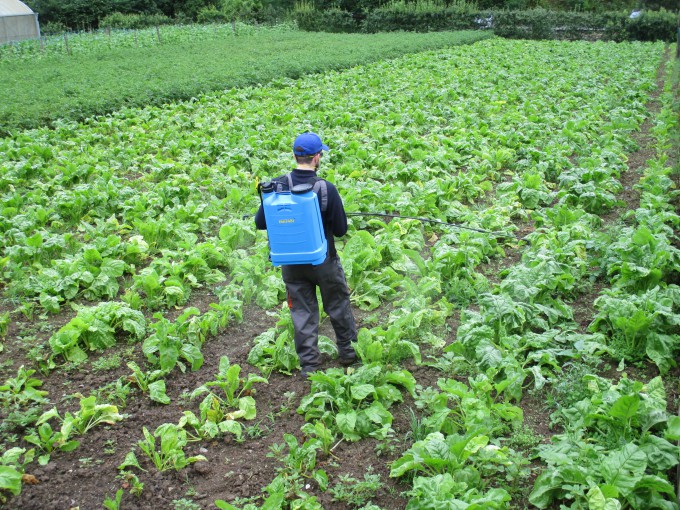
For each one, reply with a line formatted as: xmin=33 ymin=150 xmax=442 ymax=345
xmin=23 ymin=0 xmax=678 ymax=30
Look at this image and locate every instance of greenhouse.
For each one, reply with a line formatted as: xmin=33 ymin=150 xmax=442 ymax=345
xmin=0 ymin=0 xmax=39 ymax=44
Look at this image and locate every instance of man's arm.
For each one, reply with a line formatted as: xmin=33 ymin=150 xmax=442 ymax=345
xmin=254 ymin=204 xmax=266 ymax=230
xmin=325 ymin=182 xmax=348 ymax=237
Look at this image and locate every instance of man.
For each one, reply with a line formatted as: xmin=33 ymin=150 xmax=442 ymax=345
xmin=255 ymin=132 xmax=358 ymax=378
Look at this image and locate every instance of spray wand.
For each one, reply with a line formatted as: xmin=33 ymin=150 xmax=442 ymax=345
xmin=244 ymin=210 xmax=516 ymax=240
xmin=345 ymin=212 xmax=517 ymax=239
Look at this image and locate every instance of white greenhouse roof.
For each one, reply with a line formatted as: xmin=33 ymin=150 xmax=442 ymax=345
xmin=0 ymin=0 xmax=34 ymax=17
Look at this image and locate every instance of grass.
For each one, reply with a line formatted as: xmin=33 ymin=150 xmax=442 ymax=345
xmin=0 ymin=26 xmax=491 ymax=135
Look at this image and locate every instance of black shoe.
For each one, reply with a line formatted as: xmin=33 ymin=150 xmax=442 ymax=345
xmin=300 ymin=365 xmax=321 ymax=379
xmin=339 ymin=354 xmax=358 ymax=366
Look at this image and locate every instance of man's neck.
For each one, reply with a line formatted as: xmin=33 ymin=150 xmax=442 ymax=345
xmin=296 ymin=165 xmax=317 ymax=172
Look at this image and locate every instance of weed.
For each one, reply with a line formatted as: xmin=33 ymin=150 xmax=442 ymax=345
xmin=104 ymin=439 xmax=117 ymax=455
xmin=91 ymin=352 xmax=122 ymax=371
xmin=374 ymin=436 xmax=400 ymax=458
xmin=118 ymin=471 xmax=144 ymax=497
xmin=103 ymin=489 xmax=123 ymax=510
xmin=506 ymin=424 xmax=543 ymax=452
xmin=404 ymin=407 xmax=428 ymax=443
xmin=172 ymin=498 xmax=201 ymax=510
xmin=547 ymin=360 xmax=601 ymax=412
xmin=18 ymin=302 xmax=35 ymax=321
xmin=0 ymin=312 xmax=9 ymax=338
xmin=277 ymin=390 xmax=297 ymax=414
xmin=329 ymin=467 xmax=383 ymax=507
xmin=93 ymin=378 xmax=132 ymax=409
xmin=245 ymin=419 xmax=270 ymax=439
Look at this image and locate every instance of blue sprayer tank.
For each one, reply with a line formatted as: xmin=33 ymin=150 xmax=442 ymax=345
xmin=260 ymin=181 xmax=328 ymax=266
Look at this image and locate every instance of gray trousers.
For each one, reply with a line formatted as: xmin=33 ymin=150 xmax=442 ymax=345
xmin=282 ymin=255 xmax=357 ymax=370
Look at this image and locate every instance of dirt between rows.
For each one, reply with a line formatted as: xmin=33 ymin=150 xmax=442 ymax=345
xmin=3 ymin=300 xmax=432 ymax=510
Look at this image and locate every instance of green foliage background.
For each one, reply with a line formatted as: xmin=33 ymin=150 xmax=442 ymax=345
xmin=0 ymin=29 xmax=489 ymax=134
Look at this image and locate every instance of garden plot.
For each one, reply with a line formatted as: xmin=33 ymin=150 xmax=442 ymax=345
xmin=0 ymin=38 xmax=678 ymax=510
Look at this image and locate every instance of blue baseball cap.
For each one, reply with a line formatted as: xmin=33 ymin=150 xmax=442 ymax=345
xmin=293 ymin=132 xmax=329 ymax=156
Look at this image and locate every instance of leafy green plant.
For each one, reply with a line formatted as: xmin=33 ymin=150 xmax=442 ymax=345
xmin=267 ymin=433 xmax=328 ymax=492
xmin=0 ymin=312 xmax=9 ymax=340
xmin=413 ymin=376 xmax=523 ymax=439
xmin=0 ymin=366 xmax=49 ymax=407
xmin=122 ymin=423 xmax=207 ymax=473
xmin=602 ymin=225 xmax=680 ymax=292
xmin=590 ymin=285 xmax=680 ymax=373
xmin=530 ymin=375 xmax=680 ymax=509
xmin=48 ymin=301 xmax=146 ymax=363
xmin=0 ymin=447 xmax=35 ymax=501
xmin=191 ymin=355 xmax=267 ymax=411
xmin=36 ymin=394 xmax=124 ymax=437
xmin=390 ymin=430 xmax=524 ymax=481
xmin=298 ymin=363 xmax=416 ymax=442
xmin=301 ymin=420 xmax=337 ymax=457
xmin=126 ymin=361 xmax=171 ymax=405
xmin=178 ymin=356 xmax=268 ymax=442
xmin=403 ymin=473 xmax=511 ymax=509
xmin=103 ymin=489 xmax=123 ymax=510
xmin=24 ymin=419 xmax=80 ymax=465
xmin=142 ymin=310 xmax=204 ymax=374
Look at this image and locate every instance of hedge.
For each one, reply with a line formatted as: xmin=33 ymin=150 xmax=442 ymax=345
xmin=294 ymin=6 xmax=679 ymax=42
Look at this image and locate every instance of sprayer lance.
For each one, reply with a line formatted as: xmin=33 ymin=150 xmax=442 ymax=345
xmin=346 ymin=212 xmax=515 ymax=239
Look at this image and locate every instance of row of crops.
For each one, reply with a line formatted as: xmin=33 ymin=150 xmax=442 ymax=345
xmin=1 ymin=37 xmax=679 ymax=508
xmin=0 ymin=21 xmax=285 ymax=62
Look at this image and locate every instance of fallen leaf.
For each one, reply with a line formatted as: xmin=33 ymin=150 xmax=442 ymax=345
xmin=22 ymin=474 xmax=39 ymax=485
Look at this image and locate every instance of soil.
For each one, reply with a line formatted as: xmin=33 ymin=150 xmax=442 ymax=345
xmin=1 ymin=48 xmax=677 ymax=510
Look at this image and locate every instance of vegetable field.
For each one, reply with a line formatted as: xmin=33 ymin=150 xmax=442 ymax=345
xmin=1 ymin=36 xmax=679 ymax=510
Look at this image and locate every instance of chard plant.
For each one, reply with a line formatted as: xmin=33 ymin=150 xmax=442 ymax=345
xmin=403 ymin=473 xmax=511 ymax=509
xmin=126 ymin=361 xmax=171 ymax=405
xmin=530 ymin=375 xmax=680 ymax=509
xmin=49 ymin=301 xmax=146 ymax=363
xmin=142 ymin=310 xmax=204 ymax=373
xmin=0 ymin=366 xmax=48 ymax=407
xmin=25 ymin=395 xmax=122 ymax=464
xmin=390 ymin=430 xmax=527 ymax=490
xmin=121 ymin=423 xmax=206 ymax=473
xmin=298 ymin=363 xmax=416 ymax=442
xmin=180 ymin=356 xmax=267 ymax=441
xmin=0 ymin=447 xmax=35 ymax=502
xmin=590 ymin=285 xmax=680 ymax=373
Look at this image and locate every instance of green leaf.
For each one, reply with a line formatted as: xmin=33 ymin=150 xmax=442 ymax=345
xmin=608 ymin=395 xmax=640 ymax=420
xmin=600 ymin=444 xmax=647 ymax=496
xmin=336 ymin=411 xmax=358 ymax=437
xmin=586 ymin=486 xmax=622 ymax=510
xmin=215 ymin=501 xmax=238 ymax=510
xmin=665 ymin=416 xmax=680 ymax=441
xmin=351 ymin=384 xmax=375 ymax=401
xmin=149 ymin=380 xmax=171 ymax=405
xmin=218 ymin=420 xmax=243 ymax=440
xmin=238 ymin=396 xmax=257 ymax=421
xmin=118 ymin=451 xmax=144 ymax=472
xmin=0 ymin=465 xmax=23 ymax=496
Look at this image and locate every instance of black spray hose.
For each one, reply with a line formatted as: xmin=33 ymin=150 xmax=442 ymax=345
xmin=346 ymin=212 xmax=517 ymax=239
xmin=241 ymin=211 xmax=518 ymax=240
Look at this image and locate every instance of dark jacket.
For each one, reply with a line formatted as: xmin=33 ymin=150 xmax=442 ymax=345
xmin=254 ymin=169 xmax=348 ymax=258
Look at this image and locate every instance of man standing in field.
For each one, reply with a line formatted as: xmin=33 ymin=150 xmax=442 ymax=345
xmin=254 ymin=132 xmax=358 ymax=379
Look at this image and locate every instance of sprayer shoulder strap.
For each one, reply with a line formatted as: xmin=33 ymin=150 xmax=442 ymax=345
xmin=275 ymin=173 xmax=328 ymax=212
xmin=312 ymin=178 xmax=328 ymax=213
